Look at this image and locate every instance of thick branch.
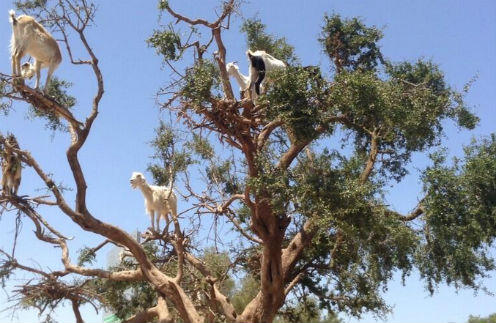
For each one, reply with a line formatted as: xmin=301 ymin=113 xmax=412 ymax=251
xmin=276 ymin=115 xmax=355 ymax=170
xmin=184 ymin=252 xmax=238 ymax=320
xmin=359 ymin=130 xmax=379 ymax=183
xmin=71 ymin=299 xmax=84 ymax=323
xmin=163 ymin=0 xmax=235 ymax=29
xmin=402 ymin=204 xmax=424 ymax=221
xmin=123 ymin=295 xmax=173 ymax=323
xmin=13 ymin=83 xmax=82 ymax=128
xmin=206 ymin=276 xmax=238 ymax=322
xmin=281 ymin=219 xmax=318 ymax=278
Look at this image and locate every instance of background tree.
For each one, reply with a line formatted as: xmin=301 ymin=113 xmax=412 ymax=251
xmin=0 ymin=1 xmax=494 ymax=323
xmin=467 ymin=313 xmax=496 ymax=323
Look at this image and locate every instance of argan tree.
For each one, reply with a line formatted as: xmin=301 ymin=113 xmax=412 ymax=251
xmin=0 ymin=1 xmax=495 ymax=323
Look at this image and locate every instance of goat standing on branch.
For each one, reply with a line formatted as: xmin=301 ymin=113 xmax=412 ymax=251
xmin=226 ymin=62 xmax=250 ymax=99
xmin=1 ymin=134 xmax=22 ymax=196
xmin=9 ymin=10 xmax=62 ymax=91
xmin=130 ymin=172 xmax=178 ymax=233
xmin=247 ymin=50 xmax=286 ymax=100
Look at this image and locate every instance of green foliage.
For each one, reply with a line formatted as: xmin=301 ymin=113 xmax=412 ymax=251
xmin=231 ymin=274 xmax=259 ymax=313
xmin=98 ymin=277 xmax=157 ymax=320
xmin=327 ymin=59 xmax=478 ymax=181
xmin=0 ymin=79 xmax=12 ymax=115
xmin=417 ymin=134 xmax=496 ymax=293
xmin=263 ymin=66 xmax=331 ymax=141
xmin=206 ymin=159 xmax=240 ymax=195
xmin=158 ymin=0 xmax=169 ymax=10
xmin=249 ymin=155 xmax=292 ymax=215
xmin=241 ymin=18 xmax=296 ymax=63
xmin=147 ymin=27 xmax=182 ymax=61
xmin=77 ymin=246 xmax=97 ymax=266
xmin=0 ymin=260 xmax=14 ymax=288
xmin=28 ymin=77 xmax=77 ymax=132
xmin=320 ymin=14 xmax=384 ymax=72
xmin=290 ymin=151 xmax=418 ymax=317
xmin=186 ymin=133 xmax=215 ymax=160
xmin=14 ymin=0 xmax=47 ymax=10
xmin=276 ymin=297 xmax=343 ymax=323
xmin=148 ymin=121 xmax=193 ymax=186
xmin=468 ymin=313 xmax=496 ymax=323
xmin=386 ymin=59 xmax=479 ymax=130
xmin=202 ymin=248 xmax=235 ymax=296
xmin=181 ymin=60 xmax=221 ymax=107
xmin=95 ymin=243 xmax=160 ymax=320
xmin=143 ymin=6 xmax=489 ymax=322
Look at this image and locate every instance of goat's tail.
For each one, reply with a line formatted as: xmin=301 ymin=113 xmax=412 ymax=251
xmin=9 ymin=10 xmax=16 ymax=25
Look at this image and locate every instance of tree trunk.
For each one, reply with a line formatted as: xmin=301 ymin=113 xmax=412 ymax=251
xmin=238 ymin=201 xmax=287 ymax=323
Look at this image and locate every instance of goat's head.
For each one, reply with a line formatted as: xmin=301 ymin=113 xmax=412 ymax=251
xmin=226 ymin=62 xmax=239 ymax=75
xmin=21 ymin=62 xmax=35 ymax=79
xmin=130 ymin=172 xmax=145 ymax=189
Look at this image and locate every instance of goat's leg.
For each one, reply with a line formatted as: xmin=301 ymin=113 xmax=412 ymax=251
xmin=164 ymin=214 xmax=171 ymax=233
xmin=248 ymin=67 xmax=257 ymax=100
xmin=156 ymin=213 xmax=161 ymax=232
xmin=11 ymin=53 xmax=22 ymax=86
xmin=33 ymin=61 xmax=42 ymax=90
xmin=149 ymin=211 xmax=155 ymax=231
xmin=254 ymin=70 xmax=265 ymax=95
xmin=11 ymin=54 xmax=18 ymax=77
xmin=44 ymin=64 xmax=55 ymax=91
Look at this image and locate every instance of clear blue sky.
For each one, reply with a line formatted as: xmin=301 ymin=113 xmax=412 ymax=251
xmin=0 ymin=1 xmax=495 ymax=322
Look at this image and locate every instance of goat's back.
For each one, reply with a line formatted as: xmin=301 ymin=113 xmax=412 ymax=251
xmin=10 ymin=15 xmax=62 ymax=67
xmin=149 ymin=185 xmax=177 ymax=209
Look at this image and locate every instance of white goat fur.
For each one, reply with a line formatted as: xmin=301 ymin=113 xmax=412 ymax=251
xmin=130 ymin=172 xmax=177 ymax=232
xmin=247 ymin=50 xmax=286 ymax=100
xmin=226 ymin=62 xmax=250 ymax=98
xmin=9 ymin=10 xmax=62 ymax=90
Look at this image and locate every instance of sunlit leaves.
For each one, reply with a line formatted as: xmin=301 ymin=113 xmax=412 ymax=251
xmin=14 ymin=0 xmax=47 ymax=10
xmin=77 ymin=246 xmax=97 ymax=266
xmin=186 ymin=133 xmax=215 ymax=160
xmin=29 ymin=77 xmax=76 ymax=132
xmin=241 ymin=18 xmax=296 ymax=63
xmin=263 ymin=66 xmax=331 ymax=141
xmin=320 ymin=14 xmax=384 ymax=72
xmin=181 ymin=60 xmax=221 ymax=107
xmin=147 ymin=27 xmax=182 ymax=61
xmin=148 ymin=122 xmax=193 ymax=186
xmin=417 ymin=135 xmax=496 ymax=293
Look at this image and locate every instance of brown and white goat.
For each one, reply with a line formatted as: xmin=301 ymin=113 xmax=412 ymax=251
xmin=9 ymin=10 xmax=62 ymax=91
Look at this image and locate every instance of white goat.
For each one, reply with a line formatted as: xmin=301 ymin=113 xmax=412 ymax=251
xmin=226 ymin=62 xmax=250 ymax=98
xmin=247 ymin=50 xmax=286 ymax=100
xmin=9 ymin=10 xmax=62 ymax=91
xmin=129 ymin=172 xmax=178 ymax=233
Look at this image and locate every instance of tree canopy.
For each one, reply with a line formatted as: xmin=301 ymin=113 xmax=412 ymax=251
xmin=0 ymin=1 xmax=494 ymax=323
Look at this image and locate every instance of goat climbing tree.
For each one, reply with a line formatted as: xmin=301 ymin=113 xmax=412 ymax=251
xmin=0 ymin=1 xmax=495 ymax=323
